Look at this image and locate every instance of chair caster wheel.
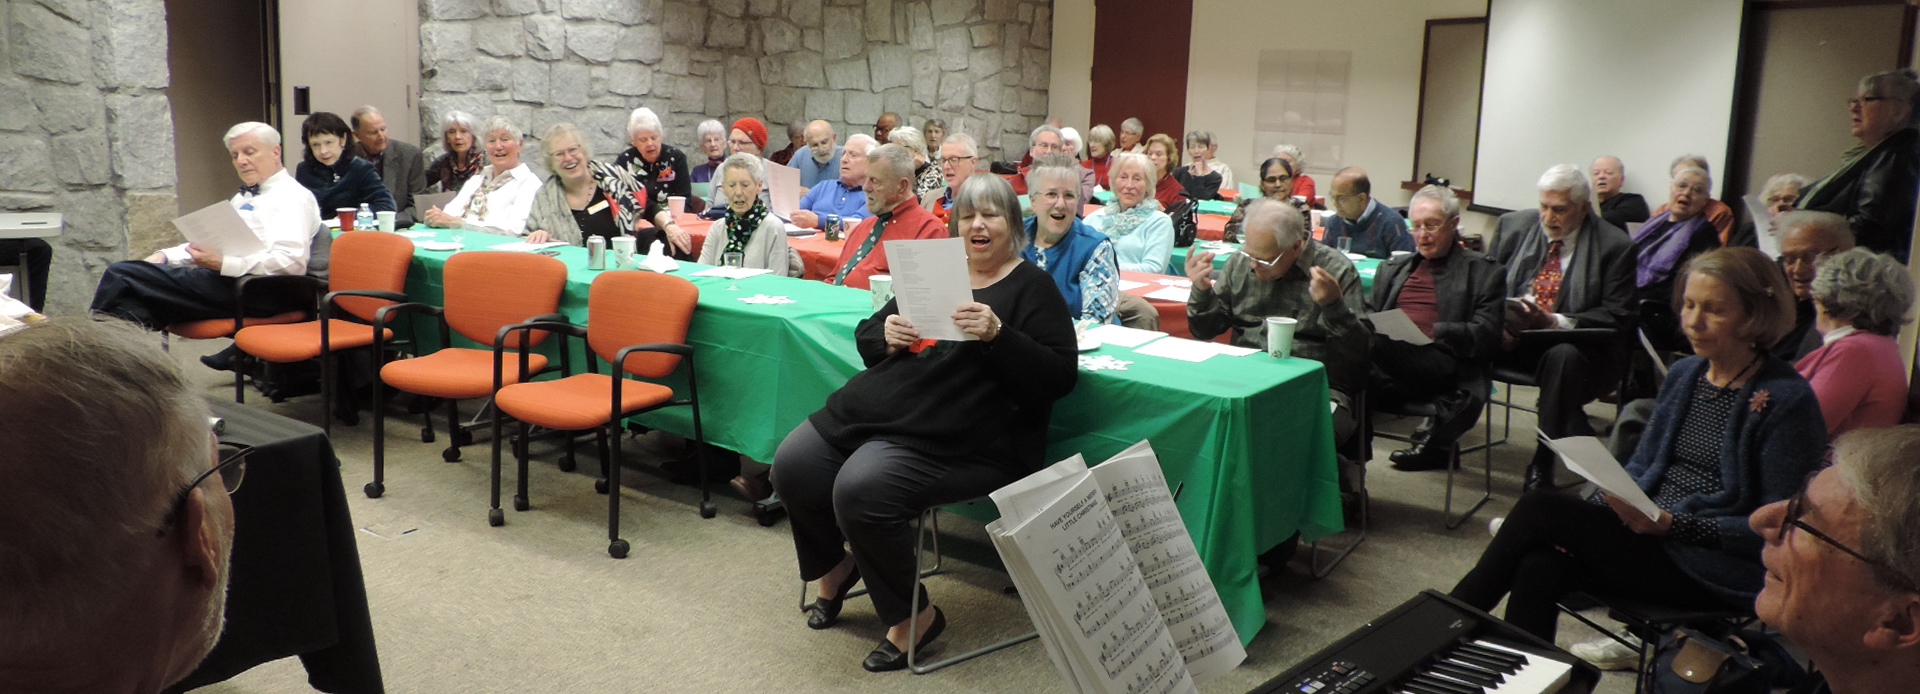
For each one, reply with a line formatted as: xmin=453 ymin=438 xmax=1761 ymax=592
xmin=700 ymin=501 xmax=718 ymax=519
xmin=488 ymin=508 xmax=504 ymax=527
xmin=754 ymin=505 xmax=784 ymax=527
xmin=513 ymin=494 xmax=529 ymax=512
xmin=452 ymin=430 xmax=474 ymax=447
xmin=420 ymin=428 xmax=435 ymax=443
xmin=558 ymin=454 xmax=576 ymax=472
xmin=442 ymin=447 xmax=461 ymax=462
xmin=337 ymin=412 xmax=360 ymax=427
xmin=364 ymin=482 xmax=384 ymax=499
xmin=608 ymin=539 xmax=630 ymax=559
xmin=594 ymin=478 xmax=609 ymax=494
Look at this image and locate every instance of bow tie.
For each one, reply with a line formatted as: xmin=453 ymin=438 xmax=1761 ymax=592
xmin=238 ymin=184 xmax=261 ymax=196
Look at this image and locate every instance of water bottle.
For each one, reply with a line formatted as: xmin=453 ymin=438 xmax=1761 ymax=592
xmin=357 ymin=203 xmax=374 ymax=231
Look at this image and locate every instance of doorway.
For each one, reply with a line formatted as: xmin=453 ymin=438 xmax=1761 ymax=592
xmin=167 ymin=0 xmax=275 ymax=213
xmin=1088 ymin=0 xmax=1193 ymax=143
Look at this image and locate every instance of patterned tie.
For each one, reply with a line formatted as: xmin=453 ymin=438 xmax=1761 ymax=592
xmin=833 ymin=212 xmax=892 ymax=285
xmin=238 ymin=184 xmax=261 ymax=197
xmin=1531 ymin=240 xmax=1565 ymax=311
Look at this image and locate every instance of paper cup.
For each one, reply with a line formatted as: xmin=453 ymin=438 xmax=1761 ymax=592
xmin=610 ymin=236 xmax=637 ymax=269
xmin=1265 ymin=316 xmax=1298 ymax=359
xmin=376 ymin=210 xmax=397 ymax=231
xmin=668 ymin=196 xmax=687 ymax=215
xmin=869 ymin=275 xmax=893 ymax=310
xmin=337 ymin=208 xmax=358 ymax=231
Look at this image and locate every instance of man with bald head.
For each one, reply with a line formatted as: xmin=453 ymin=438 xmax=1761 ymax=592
xmin=1590 ymin=155 xmax=1648 ymax=231
xmin=1773 ymin=211 xmax=1858 ymax=362
xmin=791 ymin=134 xmax=874 ymax=229
xmin=794 ymin=120 xmax=842 ymax=189
xmin=348 ymin=105 xmax=428 ymax=228
xmin=874 ymin=112 xmax=901 ymax=145
xmin=1321 ymin=167 xmax=1414 ymax=258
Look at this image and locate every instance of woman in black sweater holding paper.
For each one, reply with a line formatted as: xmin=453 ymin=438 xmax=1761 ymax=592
xmin=772 ymin=174 xmax=1079 ymax=672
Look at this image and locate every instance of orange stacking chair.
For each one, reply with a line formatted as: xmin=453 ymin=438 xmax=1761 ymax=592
xmin=165 ymin=223 xmax=333 ymax=400
xmin=231 ymin=231 xmax=416 ymax=434
xmin=364 ymin=251 xmax=568 ymax=499
xmin=488 ymin=271 xmax=713 ymax=558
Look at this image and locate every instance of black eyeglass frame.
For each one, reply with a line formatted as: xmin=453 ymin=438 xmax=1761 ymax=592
xmin=155 ymin=442 xmax=253 ymax=538
xmin=1783 ymin=487 xmax=1918 ymax=594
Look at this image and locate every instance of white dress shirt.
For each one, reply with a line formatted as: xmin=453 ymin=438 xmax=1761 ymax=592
xmin=446 ymin=163 xmax=542 ymax=236
xmin=162 ymin=167 xmax=319 ymax=277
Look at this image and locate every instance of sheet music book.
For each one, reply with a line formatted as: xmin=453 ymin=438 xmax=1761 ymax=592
xmin=986 ymin=441 xmax=1245 ymax=694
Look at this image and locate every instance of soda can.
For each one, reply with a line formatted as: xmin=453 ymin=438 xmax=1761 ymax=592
xmin=586 ymin=236 xmax=606 ymax=270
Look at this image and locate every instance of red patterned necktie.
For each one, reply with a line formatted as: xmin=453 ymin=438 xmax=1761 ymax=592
xmin=1531 ymin=240 xmax=1565 ymax=311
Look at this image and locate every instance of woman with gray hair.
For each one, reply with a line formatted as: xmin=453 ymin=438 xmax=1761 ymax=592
xmin=524 ymin=123 xmax=653 ymax=247
xmin=1731 ymin=172 xmax=1810 ymax=251
xmin=1118 ymin=117 xmax=1146 ymax=154
xmin=1272 ymin=143 xmax=1317 ymax=204
xmin=427 ymin=109 xmax=482 ymax=192
xmin=1796 ymin=247 xmax=1914 ymax=438
xmin=689 ymin=118 xmax=729 ymax=185
xmin=423 ymin=115 xmax=543 ymax=237
xmin=1022 ymin=156 xmax=1121 ymax=324
xmin=1175 ymin=130 xmax=1228 ymax=200
xmin=1798 ymin=68 xmax=1920 ymax=261
xmin=697 ymin=153 xmax=801 ymax=276
xmin=887 ymin=126 xmax=943 ymax=198
xmin=921 ymin=118 xmax=947 ymax=164
xmin=1630 ymin=166 xmax=1723 ymax=305
xmin=613 ymin=107 xmax=696 ymax=221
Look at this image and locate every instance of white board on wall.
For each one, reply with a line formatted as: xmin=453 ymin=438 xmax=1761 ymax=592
xmin=1472 ymin=0 xmax=1744 ymax=211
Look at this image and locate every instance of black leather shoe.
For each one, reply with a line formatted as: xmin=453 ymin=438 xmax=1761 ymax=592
xmin=1523 ymin=463 xmax=1555 ymax=492
xmin=1389 ymin=443 xmax=1456 ymax=471
xmin=199 ymin=345 xmax=240 ymax=372
xmin=805 ymin=567 xmax=861 ymax=630
xmin=863 ymin=607 xmax=946 ymax=672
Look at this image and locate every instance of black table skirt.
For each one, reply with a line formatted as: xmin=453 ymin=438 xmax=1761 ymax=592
xmin=170 ymin=401 xmax=383 ymax=693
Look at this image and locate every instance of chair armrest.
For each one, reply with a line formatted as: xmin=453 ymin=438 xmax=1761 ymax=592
xmin=614 ymin=342 xmax=694 ymax=366
xmin=231 ymin=274 xmax=325 ymax=330
xmin=491 ymin=319 xmax=586 ymax=387
xmin=322 ymin=289 xmax=409 ymax=321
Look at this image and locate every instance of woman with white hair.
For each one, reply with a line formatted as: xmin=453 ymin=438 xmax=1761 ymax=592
xmin=422 ymin=115 xmax=542 ymax=237
xmin=887 ymin=126 xmax=943 ymax=199
xmin=524 ymin=123 xmax=652 ymax=247
xmin=609 ymin=108 xmax=695 ymax=254
xmin=1083 ymin=152 xmax=1175 ymax=273
xmin=427 ymin=110 xmax=483 ymax=193
xmin=1731 ymin=172 xmax=1809 ymax=251
xmin=689 ymin=119 xmax=729 ymax=185
xmin=1797 ymin=248 xmax=1914 ymax=438
xmin=1799 ymin=68 xmax=1920 ymax=262
xmin=1118 ymin=117 xmax=1146 ymax=154
xmin=1630 ymin=166 xmax=1723 ymax=305
xmin=698 ymin=153 xmax=801 ymax=276
xmin=1023 ymin=156 xmax=1120 ymax=324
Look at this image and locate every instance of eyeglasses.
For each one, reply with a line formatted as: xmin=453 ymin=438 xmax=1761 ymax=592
xmin=1782 ymin=485 xmax=1918 ymax=593
xmin=1848 ymin=96 xmax=1893 ymax=109
xmin=155 ymin=442 xmax=252 ymax=537
xmin=1778 ymin=250 xmax=1834 ymax=271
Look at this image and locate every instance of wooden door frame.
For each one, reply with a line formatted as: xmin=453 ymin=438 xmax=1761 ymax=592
xmin=1406 ymin=16 xmax=1488 ymax=202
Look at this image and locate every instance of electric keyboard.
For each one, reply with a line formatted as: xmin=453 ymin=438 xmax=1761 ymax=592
xmin=1251 ymin=590 xmax=1601 ymax=694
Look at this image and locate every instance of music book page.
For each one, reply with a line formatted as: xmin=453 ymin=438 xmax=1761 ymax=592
xmin=1089 ymin=441 xmax=1246 ymax=681
xmin=989 ymin=472 xmax=1195 ymax=694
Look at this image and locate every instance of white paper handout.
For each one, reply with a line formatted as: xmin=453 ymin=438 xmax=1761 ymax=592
xmin=1144 ymin=286 xmax=1191 ymax=303
xmin=1117 ymin=279 xmax=1150 ymax=291
xmin=884 ymin=237 xmax=976 ymax=341
xmin=767 ymin=161 xmax=802 ymax=220
xmin=489 ymin=240 xmax=568 ymax=253
xmin=1537 ymin=433 xmax=1662 ymax=520
xmin=1084 ymin=324 xmax=1167 ymax=349
xmin=172 ymin=201 xmax=266 ymax=257
xmin=1132 ymin=337 xmax=1219 ymax=363
xmin=1368 ymin=308 xmax=1433 ymax=346
xmin=1743 ymin=194 xmax=1783 ymax=259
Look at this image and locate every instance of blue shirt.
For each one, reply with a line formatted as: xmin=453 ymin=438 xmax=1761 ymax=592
xmin=1322 ymin=198 xmax=1415 ymax=258
xmin=793 ymin=148 xmax=842 ymax=188
xmin=796 ymin=178 xmax=869 ymax=223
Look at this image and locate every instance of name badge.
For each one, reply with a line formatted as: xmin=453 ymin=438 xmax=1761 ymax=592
xmin=586 ymin=199 xmax=610 ymax=215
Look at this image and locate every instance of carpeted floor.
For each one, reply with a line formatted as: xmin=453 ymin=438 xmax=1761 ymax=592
xmin=172 ymin=338 xmax=1641 ymax=694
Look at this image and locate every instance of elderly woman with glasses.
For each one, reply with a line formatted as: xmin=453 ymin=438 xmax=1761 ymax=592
xmin=1630 ymin=166 xmax=1724 ymax=307
xmin=1796 ymin=248 xmax=1914 ymax=438
xmin=1023 ymin=156 xmax=1120 ymax=325
xmin=1799 ymin=69 xmax=1920 ymax=262
xmin=1084 ymin=152 xmax=1175 ymax=273
xmin=887 ymin=126 xmax=943 ymax=199
xmin=1223 ymin=157 xmax=1299 ymax=243
xmin=772 ymin=173 xmax=1076 ymax=672
xmin=523 ymin=123 xmax=654 ymax=248
xmin=689 ymin=119 xmax=729 ymax=185
xmin=427 ymin=110 xmax=483 ymax=193
xmin=612 ymin=107 xmax=697 ymax=237
xmin=1452 ymin=247 xmax=1828 ymax=642
xmin=422 ymin=115 xmax=542 ymax=237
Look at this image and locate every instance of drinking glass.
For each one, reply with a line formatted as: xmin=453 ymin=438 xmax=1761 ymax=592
xmin=723 ymin=251 xmax=745 ymax=291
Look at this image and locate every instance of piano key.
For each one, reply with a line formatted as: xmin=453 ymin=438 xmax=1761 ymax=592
xmin=1468 ymin=640 xmax=1576 ymax=694
xmin=1448 ymin=649 xmax=1520 ymax=674
xmin=1438 ymin=656 xmax=1505 ymax=682
xmin=1458 ymin=643 xmax=1526 ymax=669
xmin=1430 ymin=662 xmax=1499 ymax=688
xmin=1410 ymin=674 xmax=1482 ymax=694
xmin=1399 ymin=680 xmax=1461 ymax=694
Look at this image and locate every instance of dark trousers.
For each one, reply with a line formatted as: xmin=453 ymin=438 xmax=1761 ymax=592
xmin=1499 ymin=340 xmax=1618 ymax=473
xmin=1369 ymin=337 xmax=1482 ymax=448
xmin=0 ymin=238 xmax=53 ymax=312
xmin=770 ymin=421 xmax=1023 ymax=625
xmin=1449 ymin=490 xmax=1733 ymax=640
xmin=90 ymin=261 xmax=296 ymax=330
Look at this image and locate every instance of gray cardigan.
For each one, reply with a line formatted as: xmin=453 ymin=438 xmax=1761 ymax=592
xmin=698 ymin=215 xmax=803 ymax=277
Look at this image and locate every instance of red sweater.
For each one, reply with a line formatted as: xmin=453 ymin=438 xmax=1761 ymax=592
xmin=828 ymin=199 xmax=948 ymax=290
xmin=1154 ymin=174 xmax=1183 ymax=211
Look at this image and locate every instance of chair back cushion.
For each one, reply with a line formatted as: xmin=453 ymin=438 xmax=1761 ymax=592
xmin=444 ymin=252 xmax=567 ymax=348
xmin=328 ymin=231 xmax=415 ymax=322
xmin=587 ymin=271 xmax=697 ymax=378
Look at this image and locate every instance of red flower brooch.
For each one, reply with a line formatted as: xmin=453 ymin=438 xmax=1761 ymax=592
xmin=1749 ymin=389 xmax=1771 ymax=413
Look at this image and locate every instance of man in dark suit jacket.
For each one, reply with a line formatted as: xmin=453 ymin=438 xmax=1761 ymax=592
xmin=1491 ymin=165 xmax=1636 ymax=490
xmin=349 ymin=106 xmax=429 ymax=228
xmin=1368 ymin=186 xmax=1506 ymax=471
xmin=1591 ymin=155 xmax=1649 ymax=231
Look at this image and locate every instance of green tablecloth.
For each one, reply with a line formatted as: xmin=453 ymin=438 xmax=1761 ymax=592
xmin=1195 ymin=199 xmax=1236 ymax=216
xmin=396 ymin=229 xmax=1343 ymax=645
xmin=1168 ymin=242 xmax=1381 ymax=294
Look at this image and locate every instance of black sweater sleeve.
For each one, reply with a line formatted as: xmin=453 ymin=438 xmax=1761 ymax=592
xmin=984 ymin=265 xmax=1080 ymax=408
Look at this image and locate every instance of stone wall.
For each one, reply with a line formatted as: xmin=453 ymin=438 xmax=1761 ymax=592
xmin=1 ymin=0 xmax=177 ymax=314
xmin=416 ymin=0 xmax=1053 ymax=170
